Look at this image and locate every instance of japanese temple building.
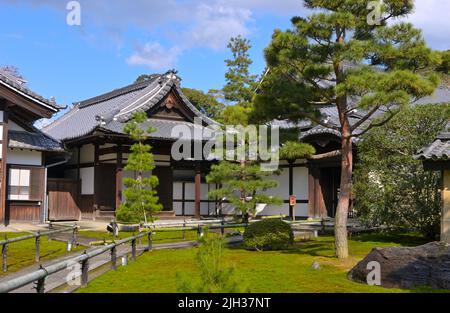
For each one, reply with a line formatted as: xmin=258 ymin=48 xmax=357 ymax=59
xmin=0 ymin=69 xmax=65 ymax=225
xmin=39 ymin=71 xmax=450 ymax=223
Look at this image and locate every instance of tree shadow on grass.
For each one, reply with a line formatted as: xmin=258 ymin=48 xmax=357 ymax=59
xmin=226 ymin=240 xmax=335 ymax=258
xmin=350 ymin=232 xmax=431 ymax=247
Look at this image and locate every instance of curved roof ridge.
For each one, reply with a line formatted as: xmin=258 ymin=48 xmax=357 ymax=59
xmin=0 ymin=69 xmax=64 ymax=111
xmin=77 ymin=77 xmax=159 ymax=108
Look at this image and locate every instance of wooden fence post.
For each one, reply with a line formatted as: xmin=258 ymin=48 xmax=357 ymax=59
xmin=80 ymin=257 xmax=89 ymax=287
xmin=35 ymin=232 xmax=41 ymax=263
xmin=147 ymin=232 xmax=152 ymax=251
xmin=131 ymin=239 xmax=137 ymax=261
xmin=221 ymin=219 xmax=225 ymax=236
xmin=35 ymin=266 xmax=46 ymax=293
xmin=111 ymin=245 xmax=117 ymax=270
xmin=72 ymin=225 xmax=78 ymax=246
xmin=198 ymin=225 xmax=204 ymax=238
xmin=2 ymin=243 xmax=7 ymax=273
xmin=182 ymin=221 xmax=186 ymax=241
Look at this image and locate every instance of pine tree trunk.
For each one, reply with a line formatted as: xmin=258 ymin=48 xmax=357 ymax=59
xmin=335 ymin=121 xmax=353 ymax=259
xmin=334 ymin=28 xmax=352 ymax=259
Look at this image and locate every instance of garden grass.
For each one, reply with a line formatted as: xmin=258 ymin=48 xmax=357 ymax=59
xmin=0 ymin=232 xmax=83 ymax=276
xmin=77 ymin=232 xmax=446 ymax=293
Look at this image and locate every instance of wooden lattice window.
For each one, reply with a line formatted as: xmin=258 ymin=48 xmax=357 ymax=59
xmin=8 ymin=166 xmax=45 ymax=201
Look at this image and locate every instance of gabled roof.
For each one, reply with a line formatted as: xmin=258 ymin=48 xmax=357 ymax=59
xmin=0 ymin=69 xmax=64 ymax=112
xmin=415 ymin=122 xmax=450 ymax=161
xmin=43 ymin=71 xmax=218 ymax=142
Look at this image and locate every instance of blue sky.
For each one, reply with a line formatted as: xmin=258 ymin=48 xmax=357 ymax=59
xmin=0 ymin=0 xmax=449 ymax=122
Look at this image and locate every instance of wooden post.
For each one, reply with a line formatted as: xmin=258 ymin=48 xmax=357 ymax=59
xmin=93 ymin=143 xmax=100 ymax=220
xmin=308 ymin=166 xmax=316 ymax=218
xmin=36 ymin=266 xmax=46 ymax=293
xmin=111 ymin=245 xmax=117 ymax=270
xmin=35 ymin=232 xmax=41 ymax=263
xmin=181 ymin=182 xmax=186 ymax=216
xmin=80 ymin=257 xmax=89 ymax=287
xmin=195 ymin=164 xmax=201 ymax=219
xmin=147 ymin=232 xmax=153 ymax=251
xmin=72 ymin=225 xmax=78 ymax=246
xmin=182 ymin=220 xmax=186 ymax=241
xmin=131 ymin=239 xmax=137 ymax=261
xmin=115 ymin=145 xmax=123 ymax=212
xmin=0 ymin=103 xmax=9 ymax=225
xmin=2 ymin=243 xmax=7 ymax=272
xmin=288 ymin=161 xmax=294 ymax=220
xmin=112 ymin=221 xmax=117 ymax=241
xmin=221 ymin=219 xmax=225 ymax=236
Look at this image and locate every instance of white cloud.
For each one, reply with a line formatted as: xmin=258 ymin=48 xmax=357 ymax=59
xmin=126 ymin=42 xmax=181 ymax=69
xmin=186 ymin=3 xmax=252 ymax=50
xmin=406 ymin=0 xmax=450 ymax=50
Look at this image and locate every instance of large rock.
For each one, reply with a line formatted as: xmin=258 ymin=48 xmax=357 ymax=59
xmin=348 ymin=242 xmax=450 ymax=290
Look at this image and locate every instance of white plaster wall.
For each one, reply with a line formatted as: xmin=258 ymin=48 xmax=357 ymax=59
xmin=7 ymin=149 xmax=42 ymax=166
xmin=264 ymin=169 xmax=290 ymax=198
xmin=80 ymin=167 xmax=94 ymax=195
xmin=99 ymin=153 xmax=117 ymax=162
xmin=293 ymin=167 xmax=309 ymax=200
xmin=197 ymin=166 xmax=309 ymax=217
xmin=173 ymin=182 xmax=216 ymax=216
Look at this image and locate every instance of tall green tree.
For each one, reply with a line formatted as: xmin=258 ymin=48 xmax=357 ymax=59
xmin=254 ymin=0 xmax=439 ymax=258
xmin=354 ymin=104 xmax=450 ymax=239
xmin=223 ymin=35 xmax=259 ymax=108
xmin=134 ymin=73 xmax=160 ymax=83
xmin=207 ymin=161 xmax=282 ymax=222
xmin=116 ymin=112 xmax=162 ymax=224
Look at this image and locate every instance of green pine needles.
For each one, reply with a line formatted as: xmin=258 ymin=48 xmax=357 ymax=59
xmin=116 ymin=112 xmax=162 ymax=224
xmin=177 ymin=230 xmax=244 ymax=293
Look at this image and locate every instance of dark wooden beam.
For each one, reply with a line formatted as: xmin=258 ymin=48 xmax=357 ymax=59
xmin=115 ymin=145 xmax=123 ymax=211
xmin=314 ymin=168 xmax=328 ymax=218
xmin=288 ymin=161 xmax=294 ymax=219
xmin=195 ymin=163 xmax=201 ymax=219
xmin=182 ymin=182 xmax=186 ymax=216
xmin=308 ymin=168 xmax=315 ymax=218
xmin=423 ymin=160 xmax=450 ymax=171
xmin=0 ymin=100 xmax=8 ymax=224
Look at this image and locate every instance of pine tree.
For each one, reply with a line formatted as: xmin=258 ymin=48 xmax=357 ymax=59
xmin=254 ymin=0 xmax=439 ymax=258
xmin=116 ymin=112 xmax=162 ymax=224
xmin=207 ymin=161 xmax=282 ymax=222
xmin=223 ymin=35 xmax=259 ymax=107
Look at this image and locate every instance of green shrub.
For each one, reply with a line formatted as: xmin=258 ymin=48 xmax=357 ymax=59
xmin=243 ymin=219 xmax=294 ymax=251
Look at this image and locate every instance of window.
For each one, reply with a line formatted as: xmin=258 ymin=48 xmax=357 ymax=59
xmin=9 ymin=168 xmax=31 ymax=200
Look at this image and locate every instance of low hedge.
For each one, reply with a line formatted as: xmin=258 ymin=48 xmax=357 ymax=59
xmin=243 ymin=219 xmax=294 ymax=251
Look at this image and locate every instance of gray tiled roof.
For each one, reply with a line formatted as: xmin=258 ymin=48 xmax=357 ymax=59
xmin=104 ymin=118 xmax=217 ymax=141
xmin=415 ymin=122 xmax=450 ymax=161
xmin=43 ymin=71 xmax=217 ymax=142
xmin=300 ymin=85 xmax=450 ymax=142
xmin=0 ymin=69 xmax=64 ymax=111
xmin=8 ymin=130 xmax=64 ymax=152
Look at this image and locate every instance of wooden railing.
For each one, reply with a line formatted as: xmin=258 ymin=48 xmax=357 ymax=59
xmin=0 ymin=231 xmax=152 ymax=293
xmin=1 ymin=225 xmax=79 ymax=273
